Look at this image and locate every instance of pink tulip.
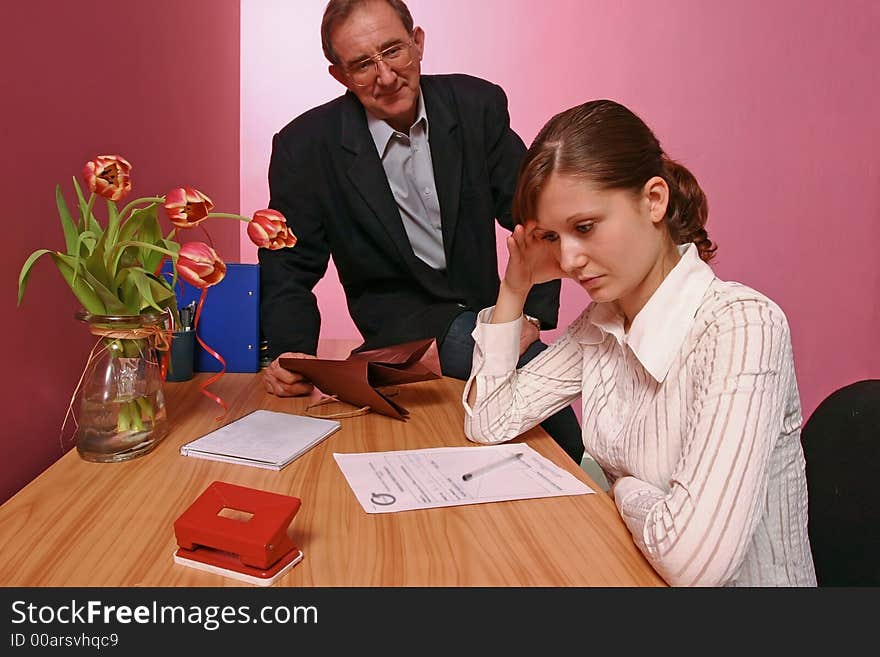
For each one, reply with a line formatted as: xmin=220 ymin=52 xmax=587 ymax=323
xmin=246 ymin=209 xmax=297 ymax=250
xmin=164 ymin=187 xmax=215 ymax=228
xmin=177 ymin=242 xmax=226 ymax=288
xmin=83 ymin=155 xmax=132 ymax=201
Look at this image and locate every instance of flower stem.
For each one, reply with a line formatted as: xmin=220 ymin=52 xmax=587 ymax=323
xmin=118 ymin=196 xmax=166 ymax=221
xmin=117 ymin=402 xmax=131 ymax=432
xmin=121 ymin=338 xmax=144 ymax=358
xmin=135 ymin=396 xmax=154 ymax=423
xmin=84 ymin=192 xmax=97 ymax=229
xmin=205 ymin=212 xmax=251 ymax=222
xmin=129 ymin=400 xmax=145 ymax=432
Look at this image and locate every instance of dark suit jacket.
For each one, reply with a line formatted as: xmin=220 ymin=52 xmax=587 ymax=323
xmin=259 ymin=74 xmax=561 ymax=357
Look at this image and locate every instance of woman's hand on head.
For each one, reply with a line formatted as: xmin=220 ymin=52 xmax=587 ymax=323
xmin=503 ymin=223 xmax=566 ymax=295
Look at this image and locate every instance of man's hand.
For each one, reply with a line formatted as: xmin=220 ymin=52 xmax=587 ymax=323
xmin=519 ymin=316 xmax=540 ymax=356
xmin=263 ymin=352 xmax=316 ymax=397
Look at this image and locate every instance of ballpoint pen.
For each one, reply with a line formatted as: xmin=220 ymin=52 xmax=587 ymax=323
xmin=179 ymin=301 xmax=196 ymax=331
xmin=179 ymin=306 xmax=190 ymax=331
xmin=461 ymin=452 xmax=524 ymax=481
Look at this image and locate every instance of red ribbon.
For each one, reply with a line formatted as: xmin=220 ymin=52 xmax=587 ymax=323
xmin=199 ymin=224 xmax=215 ymax=249
xmin=193 ymin=286 xmax=228 ymax=420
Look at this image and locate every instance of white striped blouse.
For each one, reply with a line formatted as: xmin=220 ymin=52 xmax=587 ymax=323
xmin=463 ymin=244 xmax=817 ymax=587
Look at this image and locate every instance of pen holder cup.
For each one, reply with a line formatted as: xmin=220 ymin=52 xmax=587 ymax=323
xmin=167 ymin=330 xmax=196 ymax=382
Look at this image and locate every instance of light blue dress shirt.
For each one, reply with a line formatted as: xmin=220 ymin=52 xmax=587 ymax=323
xmin=366 ymin=88 xmax=445 ymax=270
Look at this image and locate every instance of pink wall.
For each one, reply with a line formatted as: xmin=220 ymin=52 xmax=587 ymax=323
xmin=241 ymin=0 xmax=879 ymax=421
xmin=4 ymin=0 xmax=874 ymax=504
xmin=2 ymin=0 xmax=241 ymax=504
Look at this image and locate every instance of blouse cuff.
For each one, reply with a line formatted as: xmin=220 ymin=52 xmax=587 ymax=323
xmin=471 ymin=306 xmax=522 ymax=375
xmin=612 ymin=476 xmax=666 ymax=522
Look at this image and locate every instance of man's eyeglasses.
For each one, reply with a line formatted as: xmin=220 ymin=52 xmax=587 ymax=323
xmin=344 ymin=38 xmax=416 ymax=87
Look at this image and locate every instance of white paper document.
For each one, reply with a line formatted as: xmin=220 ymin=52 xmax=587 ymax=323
xmin=180 ymin=410 xmax=341 ymax=470
xmin=333 ymin=444 xmax=594 ymax=514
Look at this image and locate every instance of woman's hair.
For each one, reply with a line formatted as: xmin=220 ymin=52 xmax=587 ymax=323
xmin=513 ymin=100 xmax=716 ymax=262
xmin=321 ymin=0 xmax=415 ymax=65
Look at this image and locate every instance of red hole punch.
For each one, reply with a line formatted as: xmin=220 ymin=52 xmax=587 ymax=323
xmin=173 ymin=481 xmax=303 ymax=586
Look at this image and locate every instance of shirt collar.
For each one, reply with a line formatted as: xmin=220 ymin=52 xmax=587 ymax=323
xmin=366 ymin=86 xmax=428 ymax=157
xmin=587 ymin=243 xmax=716 ymax=382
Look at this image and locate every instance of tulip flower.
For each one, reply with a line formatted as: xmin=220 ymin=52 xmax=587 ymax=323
xmin=83 ymin=155 xmax=132 ymax=201
xmin=19 ymin=153 xmax=307 ymax=452
xmin=177 ymin=242 xmax=226 ymax=288
xmin=247 ymin=209 xmax=297 ymax=250
xmin=164 ymin=187 xmax=214 ymax=228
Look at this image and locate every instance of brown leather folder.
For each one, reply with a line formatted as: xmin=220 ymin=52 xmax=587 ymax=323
xmin=279 ymin=338 xmax=442 ymax=420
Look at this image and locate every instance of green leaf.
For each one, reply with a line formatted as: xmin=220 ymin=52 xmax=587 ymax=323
xmin=109 ymin=240 xmax=177 ymax=270
xmin=50 ymin=253 xmax=106 ymax=314
xmin=56 ymin=185 xmax=79 ymax=256
xmin=116 ymin=206 xmax=148 ymax=246
xmin=116 ymin=271 xmax=140 ymax=315
xmin=85 ymin=231 xmax=115 ymax=293
xmin=145 ymin=271 xmax=176 ymax=305
xmin=79 ymin=232 xmax=97 ymax=255
xmin=81 ymin=268 xmax=127 ymax=314
xmin=136 ymin=206 xmax=163 ymax=273
xmin=70 ymin=230 xmax=98 ymax=285
xmin=110 ymin=221 xmax=145 ymax=277
xmin=17 ymin=249 xmax=55 ymax=305
xmin=106 ymin=203 xmax=159 ymax=277
xmin=161 ymin=238 xmax=180 ymax=257
xmin=159 ymin=239 xmax=181 ymax=291
xmin=19 ymin=248 xmax=108 ymax=315
xmin=72 ymin=178 xmax=85 ymax=230
xmin=105 ymin=198 xmax=121 ymax=251
xmin=129 ymin=269 xmax=164 ymax=314
xmin=118 ymin=196 xmax=165 ymax=223
xmin=113 ymin=267 xmax=175 ymax=315
xmin=72 ymin=177 xmax=99 ymax=236
xmin=107 ymin=243 xmax=137 ymax=283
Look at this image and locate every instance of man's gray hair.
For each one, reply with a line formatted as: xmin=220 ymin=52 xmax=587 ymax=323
xmin=321 ymin=0 xmax=415 ymax=65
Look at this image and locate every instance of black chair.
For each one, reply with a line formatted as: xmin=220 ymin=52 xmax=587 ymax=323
xmin=801 ymin=379 xmax=880 ymax=586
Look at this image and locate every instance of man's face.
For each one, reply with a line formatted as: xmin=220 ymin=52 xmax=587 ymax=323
xmin=328 ymin=1 xmax=424 ymax=132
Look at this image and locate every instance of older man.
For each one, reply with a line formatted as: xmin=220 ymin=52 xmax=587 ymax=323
xmin=259 ymin=0 xmax=583 ymax=463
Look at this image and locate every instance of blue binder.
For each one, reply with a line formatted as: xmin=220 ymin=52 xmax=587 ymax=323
xmin=162 ymin=263 xmax=260 ymax=373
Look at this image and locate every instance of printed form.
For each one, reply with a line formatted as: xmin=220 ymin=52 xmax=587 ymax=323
xmin=334 ymin=443 xmax=594 ymax=514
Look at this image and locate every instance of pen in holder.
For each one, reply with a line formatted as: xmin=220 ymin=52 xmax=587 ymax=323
xmin=167 ymin=329 xmax=195 ymax=382
xmin=168 ymin=302 xmax=197 ymax=382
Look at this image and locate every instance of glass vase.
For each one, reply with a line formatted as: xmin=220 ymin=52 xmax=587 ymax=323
xmin=74 ymin=311 xmax=169 ymax=462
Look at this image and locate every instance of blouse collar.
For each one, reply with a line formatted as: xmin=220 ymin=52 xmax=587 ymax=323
xmin=586 ymin=243 xmax=716 ymax=382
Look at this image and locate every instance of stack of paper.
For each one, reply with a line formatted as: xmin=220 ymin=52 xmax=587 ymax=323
xmin=180 ymin=410 xmax=341 ymax=470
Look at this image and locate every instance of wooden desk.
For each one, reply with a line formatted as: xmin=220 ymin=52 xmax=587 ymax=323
xmin=0 ymin=344 xmax=664 ymax=587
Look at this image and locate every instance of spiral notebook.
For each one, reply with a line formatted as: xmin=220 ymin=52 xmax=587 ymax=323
xmin=180 ymin=410 xmax=341 ymax=470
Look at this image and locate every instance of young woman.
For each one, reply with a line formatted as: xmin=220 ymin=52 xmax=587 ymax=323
xmin=463 ymin=100 xmax=816 ymax=587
